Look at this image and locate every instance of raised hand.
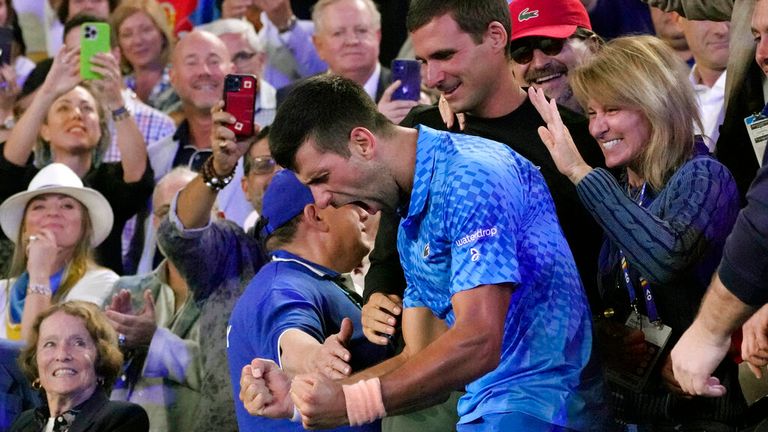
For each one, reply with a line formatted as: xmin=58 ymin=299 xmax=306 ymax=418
xmin=211 ymin=100 xmax=255 ymax=175
xmin=377 ymin=80 xmax=419 ymax=124
xmin=26 ymin=229 xmax=61 ymax=282
xmin=312 ymin=317 xmax=354 ymax=379
xmin=106 ymin=289 xmax=133 ymax=314
xmin=41 ymin=46 xmax=82 ymax=98
xmin=361 ymin=293 xmax=402 ymax=345
xmin=105 ymin=289 xmax=158 ymax=349
xmin=89 ymin=52 xmax=124 ymax=108
xmin=527 ymin=87 xmax=592 ymax=184
xmin=240 ymin=358 xmax=294 ymax=418
xmin=438 ymin=94 xmax=465 ymax=131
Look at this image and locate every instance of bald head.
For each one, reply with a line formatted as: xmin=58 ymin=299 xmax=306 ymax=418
xmin=170 ymin=30 xmax=233 ymax=113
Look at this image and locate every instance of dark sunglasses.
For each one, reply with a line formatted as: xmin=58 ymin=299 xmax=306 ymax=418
xmin=510 ymin=37 xmax=567 ymax=64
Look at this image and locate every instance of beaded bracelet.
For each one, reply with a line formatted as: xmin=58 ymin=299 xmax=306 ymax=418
xmin=201 ymin=156 xmax=235 ymax=192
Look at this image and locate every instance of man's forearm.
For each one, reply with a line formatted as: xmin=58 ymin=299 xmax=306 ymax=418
xmin=176 ymin=176 xmax=217 ymax=229
xmin=697 ymin=274 xmax=757 ymax=337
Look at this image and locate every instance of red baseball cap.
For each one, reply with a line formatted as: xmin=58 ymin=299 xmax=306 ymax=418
xmin=509 ymin=0 xmax=592 ymax=41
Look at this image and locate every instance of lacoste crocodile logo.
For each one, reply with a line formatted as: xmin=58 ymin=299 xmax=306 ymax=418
xmin=518 ymin=7 xmax=539 ymax=22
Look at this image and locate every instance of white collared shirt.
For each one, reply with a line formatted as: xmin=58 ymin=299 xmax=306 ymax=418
xmin=689 ymin=66 xmax=727 ymax=152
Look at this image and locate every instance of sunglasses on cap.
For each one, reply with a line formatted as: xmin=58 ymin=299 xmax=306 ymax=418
xmin=510 ymin=37 xmax=567 ymax=64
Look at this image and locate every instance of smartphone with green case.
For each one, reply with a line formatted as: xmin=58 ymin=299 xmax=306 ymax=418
xmin=80 ymin=22 xmax=110 ymax=80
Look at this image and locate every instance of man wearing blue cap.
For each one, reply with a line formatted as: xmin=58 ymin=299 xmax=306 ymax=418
xmin=229 ymin=169 xmax=387 ymax=432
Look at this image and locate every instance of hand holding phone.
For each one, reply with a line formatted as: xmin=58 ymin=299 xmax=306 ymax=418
xmin=223 ymin=74 xmax=259 ymax=139
xmin=80 ymin=22 xmax=111 ymax=80
xmin=390 ymin=59 xmax=421 ymax=101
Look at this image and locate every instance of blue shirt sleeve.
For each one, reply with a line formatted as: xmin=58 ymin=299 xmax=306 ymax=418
xmin=444 ymin=158 xmax=523 ymax=295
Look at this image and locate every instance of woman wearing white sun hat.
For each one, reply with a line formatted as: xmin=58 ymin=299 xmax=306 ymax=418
xmin=0 ymin=163 xmax=117 ymax=343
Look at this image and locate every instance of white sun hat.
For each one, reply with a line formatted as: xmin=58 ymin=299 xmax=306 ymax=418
xmin=0 ymin=163 xmax=114 ymax=247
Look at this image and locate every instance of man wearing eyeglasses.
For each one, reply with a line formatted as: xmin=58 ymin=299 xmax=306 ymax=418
xmin=509 ymin=0 xmax=601 ymax=115
xmin=241 ymin=126 xmax=282 ymax=231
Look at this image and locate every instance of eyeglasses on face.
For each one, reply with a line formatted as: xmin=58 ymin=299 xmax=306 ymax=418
xmin=248 ymin=155 xmax=277 ymax=175
xmin=510 ymin=37 xmax=567 ymax=64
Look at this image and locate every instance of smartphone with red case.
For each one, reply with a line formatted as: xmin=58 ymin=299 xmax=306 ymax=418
xmin=223 ymin=74 xmax=258 ymax=139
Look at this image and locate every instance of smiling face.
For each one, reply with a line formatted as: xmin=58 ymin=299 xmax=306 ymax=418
xmin=313 ymin=0 xmax=380 ymax=83
xmin=587 ymin=100 xmax=651 ymax=169
xmin=40 ymin=87 xmax=102 ymax=157
xmin=170 ymin=31 xmax=232 ymax=113
xmin=23 ymin=194 xmax=85 ymax=251
xmin=293 ymin=136 xmax=400 ymax=215
xmin=512 ymin=36 xmax=593 ymax=113
xmin=118 ymin=11 xmax=166 ymax=70
xmin=36 ymin=311 xmax=99 ymax=408
xmin=412 ymin=14 xmax=500 ymax=116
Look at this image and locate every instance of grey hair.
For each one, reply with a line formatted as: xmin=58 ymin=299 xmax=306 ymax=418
xmin=196 ymin=18 xmax=264 ymax=53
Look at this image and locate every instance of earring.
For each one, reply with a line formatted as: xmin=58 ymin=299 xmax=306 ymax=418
xmin=32 ymin=378 xmax=41 ymax=389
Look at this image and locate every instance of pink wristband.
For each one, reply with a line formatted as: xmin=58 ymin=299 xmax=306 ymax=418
xmin=342 ymin=377 xmax=387 ymax=426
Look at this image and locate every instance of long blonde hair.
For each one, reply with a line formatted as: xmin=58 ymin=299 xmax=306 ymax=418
xmin=7 ymin=198 xmax=95 ymax=302
xmin=570 ymin=35 xmax=701 ymax=190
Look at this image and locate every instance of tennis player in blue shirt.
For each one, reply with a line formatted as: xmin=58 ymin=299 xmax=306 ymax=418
xmin=237 ymin=75 xmax=607 ymax=431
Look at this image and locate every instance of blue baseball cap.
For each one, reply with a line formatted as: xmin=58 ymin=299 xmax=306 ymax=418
xmin=260 ymin=170 xmax=315 ymax=237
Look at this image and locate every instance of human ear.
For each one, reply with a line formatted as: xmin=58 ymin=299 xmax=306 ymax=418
xmin=485 ymin=21 xmax=509 ymax=53
xmin=304 ymin=204 xmax=330 ymax=232
xmin=349 ymin=127 xmax=375 ymax=159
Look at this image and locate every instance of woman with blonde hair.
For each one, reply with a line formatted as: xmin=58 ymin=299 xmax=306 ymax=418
xmin=0 ymin=43 xmax=153 ymax=274
xmin=112 ymin=0 xmax=179 ymax=113
xmin=531 ymin=35 xmax=744 ymax=429
xmin=0 ymin=164 xmax=117 ymax=342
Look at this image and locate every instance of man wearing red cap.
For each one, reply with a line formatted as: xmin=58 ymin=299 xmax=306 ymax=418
xmin=509 ymin=0 xmax=601 ymax=115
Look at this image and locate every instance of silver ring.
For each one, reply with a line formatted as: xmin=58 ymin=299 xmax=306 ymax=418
xmin=28 ymin=235 xmax=37 ymax=242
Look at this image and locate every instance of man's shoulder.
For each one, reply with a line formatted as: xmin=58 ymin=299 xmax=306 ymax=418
xmin=401 ymin=104 xmax=450 ymax=129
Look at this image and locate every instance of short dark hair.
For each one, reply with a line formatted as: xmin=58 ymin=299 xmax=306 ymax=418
xmin=406 ymin=0 xmax=510 ymax=46
xmin=269 ymin=75 xmax=394 ymax=171
xmin=244 ymin=126 xmax=271 ymax=176
xmin=63 ymin=14 xmax=118 ymax=48
xmin=58 ymin=0 xmax=120 ymax=24
xmin=263 ymin=213 xmax=302 ymax=251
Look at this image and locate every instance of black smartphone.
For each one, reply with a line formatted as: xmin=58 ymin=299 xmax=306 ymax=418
xmin=391 ymin=59 xmax=421 ymax=101
xmin=0 ymin=27 xmax=13 ymax=66
xmin=223 ymin=74 xmax=259 ymax=139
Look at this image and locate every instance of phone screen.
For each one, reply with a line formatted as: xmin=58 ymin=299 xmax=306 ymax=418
xmin=80 ymin=22 xmax=111 ymax=80
xmin=391 ymin=59 xmax=421 ymax=101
